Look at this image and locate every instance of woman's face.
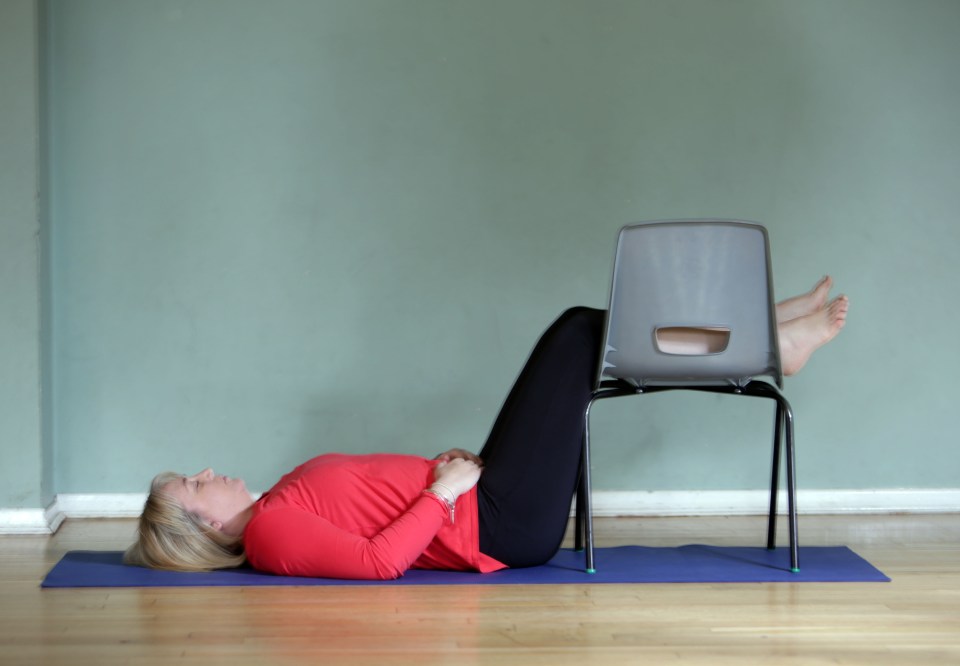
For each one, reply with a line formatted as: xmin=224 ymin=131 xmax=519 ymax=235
xmin=163 ymin=468 xmax=254 ymax=534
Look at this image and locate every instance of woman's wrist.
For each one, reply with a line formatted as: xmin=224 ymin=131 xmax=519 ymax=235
xmin=423 ymin=483 xmax=457 ymax=524
xmin=429 ymin=482 xmax=457 ymax=503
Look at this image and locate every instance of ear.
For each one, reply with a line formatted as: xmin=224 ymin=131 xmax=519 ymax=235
xmin=211 ymin=520 xmax=224 ymax=532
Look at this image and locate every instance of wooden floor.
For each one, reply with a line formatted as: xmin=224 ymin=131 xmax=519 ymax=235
xmin=1 ymin=514 xmax=958 ymax=665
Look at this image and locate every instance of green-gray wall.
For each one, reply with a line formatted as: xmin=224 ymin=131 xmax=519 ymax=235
xmin=0 ymin=0 xmax=51 ymax=508
xmin=3 ymin=0 xmax=958 ymax=507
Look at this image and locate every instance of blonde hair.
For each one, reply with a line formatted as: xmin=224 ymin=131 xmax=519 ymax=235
xmin=124 ymin=472 xmax=247 ymax=572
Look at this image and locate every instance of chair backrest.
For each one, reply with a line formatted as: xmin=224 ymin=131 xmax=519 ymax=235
xmin=598 ymin=220 xmax=782 ymax=388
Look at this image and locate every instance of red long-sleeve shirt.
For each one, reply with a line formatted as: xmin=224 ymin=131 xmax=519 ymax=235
xmin=243 ymin=453 xmax=506 ymax=579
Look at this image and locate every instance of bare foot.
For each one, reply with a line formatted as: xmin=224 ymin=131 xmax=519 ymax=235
xmin=776 ymin=276 xmax=833 ymax=324
xmin=779 ymin=295 xmax=849 ymax=376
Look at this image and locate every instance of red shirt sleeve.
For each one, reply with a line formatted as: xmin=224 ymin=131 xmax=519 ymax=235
xmin=245 ymin=492 xmax=448 ymax=580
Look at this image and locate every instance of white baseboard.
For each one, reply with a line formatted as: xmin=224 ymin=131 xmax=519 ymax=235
xmin=55 ymin=493 xmax=147 ymax=518
xmin=585 ymin=489 xmax=960 ymax=517
xmin=1 ymin=489 xmax=957 ymax=534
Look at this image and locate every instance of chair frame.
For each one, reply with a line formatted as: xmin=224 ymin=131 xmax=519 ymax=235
xmin=575 ymin=379 xmax=798 ymax=572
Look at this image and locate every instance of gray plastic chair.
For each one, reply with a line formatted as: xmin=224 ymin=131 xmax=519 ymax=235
xmin=575 ymin=220 xmax=799 ymax=573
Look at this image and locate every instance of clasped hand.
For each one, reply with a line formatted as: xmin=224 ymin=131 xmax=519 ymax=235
xmin=432 ymin=456 xmax=482 ymax=498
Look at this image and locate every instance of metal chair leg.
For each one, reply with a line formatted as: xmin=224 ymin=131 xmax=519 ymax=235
xmin=742 ymin=381 xmax=799 ymax=572
xmin=582 ymin=402 xmax=597 ymax=573
xmin=767 ymin=401 xmax=784 ymax=550
xmin=574 ymin=449 xmax=586 ymax=552
xmin=782 ymin=399 xmax=799 ymax=572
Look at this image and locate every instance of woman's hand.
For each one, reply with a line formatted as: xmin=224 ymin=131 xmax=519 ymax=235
xmin=431 ymin=458 xmax=482 ymax=499
xmin=434 ymin=448 xmax=483 ymax=466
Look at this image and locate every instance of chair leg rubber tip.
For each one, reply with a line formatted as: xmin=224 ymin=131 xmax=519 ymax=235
xmin=791 ymin=567 xmax=800 ymax=573
xmin=586 ymin=568 xmax=596 ymax=574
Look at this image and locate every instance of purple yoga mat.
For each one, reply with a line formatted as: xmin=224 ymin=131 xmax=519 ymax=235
xmin=42 ymin=545 xmax=889 ymax=588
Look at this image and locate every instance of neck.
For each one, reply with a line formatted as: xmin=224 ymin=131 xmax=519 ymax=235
xmin=220 ymin=504 xmax=255 ymax=538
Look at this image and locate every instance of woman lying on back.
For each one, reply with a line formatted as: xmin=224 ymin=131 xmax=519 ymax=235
xmin=125 ymin=278 xmax=848 ymax=579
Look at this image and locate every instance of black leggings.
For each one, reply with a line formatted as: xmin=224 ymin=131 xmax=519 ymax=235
xmin=476 ymin=307 xmax=605 ymax=567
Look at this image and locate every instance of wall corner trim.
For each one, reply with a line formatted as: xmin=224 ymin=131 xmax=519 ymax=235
xmin=0 ymin=500 xmax=63 ymax=534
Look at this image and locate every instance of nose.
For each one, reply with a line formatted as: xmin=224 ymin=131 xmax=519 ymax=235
xmin=188 ymin=468 xmax=215 ymax=481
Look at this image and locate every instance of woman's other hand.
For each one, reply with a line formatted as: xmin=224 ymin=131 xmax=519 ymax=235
xmin=434 ymin=448 xmax=483 ymax=466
